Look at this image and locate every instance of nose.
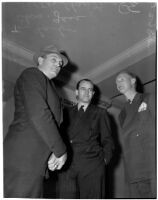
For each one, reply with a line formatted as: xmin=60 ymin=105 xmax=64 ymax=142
xmin=85 ymin=89 xmax=92 ymax=96
xmin=55 ymin=61 xmax=63 ymax=69
xmin=58 ymin=61 xmax=63 ymax=68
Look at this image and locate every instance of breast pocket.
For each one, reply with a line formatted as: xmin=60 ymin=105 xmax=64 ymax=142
xmin=137 ymin=109 xmax=150 ymax=126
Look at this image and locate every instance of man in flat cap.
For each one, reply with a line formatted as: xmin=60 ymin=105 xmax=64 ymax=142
xmin=3 ymin=45 xmax=68 ymax=198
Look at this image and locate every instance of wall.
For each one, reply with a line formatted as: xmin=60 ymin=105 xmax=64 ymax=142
xmin=107 ymin=106 xmax=127 ymax=198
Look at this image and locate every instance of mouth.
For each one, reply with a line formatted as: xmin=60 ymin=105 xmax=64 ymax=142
xmin=50 ymin=70 xmax=58 ymax=76
xmin=51 ymin=68 xmax=59 ymax=73
xmin=118 ymin=86 xmax=124 ymax=91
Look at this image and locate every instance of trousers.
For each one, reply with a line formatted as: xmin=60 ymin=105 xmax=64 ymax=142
xmin=4 ymin=168 xmax=44 ymax=198
xmin=57 ymin=163 xmax=106 ymax=199
xmin=128 ymin=178 xmax=156 ymax=198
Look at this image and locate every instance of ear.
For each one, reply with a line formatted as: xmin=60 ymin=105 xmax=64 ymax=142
xmin=131 ymin=77 xmax=136 ymax=85
xmin=38 ymin=57 xmax=44 ymax=65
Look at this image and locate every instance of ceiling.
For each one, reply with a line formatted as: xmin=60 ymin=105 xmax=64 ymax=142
xmin=2 ymin=2 xmax=156 ymax=109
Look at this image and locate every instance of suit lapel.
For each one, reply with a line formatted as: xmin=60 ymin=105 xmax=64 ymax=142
xmin=69 ymin=104 xmax=96 ymax=138
xmin=122 ymin=93 xmax=144 ymax=128
xmin=47 ymin=79 xmax=62 ymax=125
xmin=119 ymin=105 xmax=127 ymax=127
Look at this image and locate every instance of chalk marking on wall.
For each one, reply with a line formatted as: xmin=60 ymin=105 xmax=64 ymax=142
xmin=10 ymin=3 xmax=105 ymax=38
xmin=58 ymin=26 xmax=77 ymax=37
xmin=148 ymin=3 xmax=156 ymax=28
xmin=147 ymin=3 xmax=156 ymax=44
xmin=16 ymin=14 xmax=43 ymax=28
xmin=11 ymin=25 xmax=20 ymax=33
xmin=53 ymin=10 xmax=86 ymax=24
xmin=118 ymin=3 xmax=141 ymax=14
xmin=37 ymin=25 xmax=76 ymax=38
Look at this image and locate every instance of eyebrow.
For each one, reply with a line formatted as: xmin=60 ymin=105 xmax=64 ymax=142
xmin=80 ymin=86 xmax=93 ymax=89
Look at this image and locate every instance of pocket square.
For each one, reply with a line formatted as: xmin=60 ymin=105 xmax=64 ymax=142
xmin=138 ymin=102 xmax=147 ymax=112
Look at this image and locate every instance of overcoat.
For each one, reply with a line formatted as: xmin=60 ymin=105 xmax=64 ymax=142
xmin=4 ymin=67 xmax=66 ymax=188
xmin=119 ymin=93 xmax=156 ymax=183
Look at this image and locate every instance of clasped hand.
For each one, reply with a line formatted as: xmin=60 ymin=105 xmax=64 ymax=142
xmin=48 ymin=152 xmax=67 ymax=171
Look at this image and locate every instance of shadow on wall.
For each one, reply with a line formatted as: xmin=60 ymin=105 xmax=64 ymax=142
xmin=3 ymin=80 xmax=15 ymax=139
xmin=54 ymin=51 xmax=78 ymax=89
xmin=90 ymin=85 xmax=123 ymax=198
xmin=3 ymin=79 xmax=14 ymax=102
xmin=136 ymin=76 xmax=144 ymax=93
xmin=105 ymin=113 xmax=122 ymax=198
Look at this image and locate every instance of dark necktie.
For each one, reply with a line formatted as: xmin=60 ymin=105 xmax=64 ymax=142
xmin=79 ymin=105 xmax=84 ymax=113
xmin=127 ymin=99 xmax=132 ymax=104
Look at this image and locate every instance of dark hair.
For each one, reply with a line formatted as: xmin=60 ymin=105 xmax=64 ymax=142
xmin=76 ymin=79 xmax=94 ymax=90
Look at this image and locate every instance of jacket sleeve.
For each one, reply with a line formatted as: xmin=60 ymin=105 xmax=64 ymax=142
xmin=100 ymin=109 xmax=114 ymax=164
xmin=147 ymin=93 xmax=155 ymax=119
xmin=19 ymin=69 xmax=66 ymax=157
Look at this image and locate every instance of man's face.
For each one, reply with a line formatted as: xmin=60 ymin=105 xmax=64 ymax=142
xmin=76 ymin=81 xmax=94 ymax=103
xmin=116 ymin=73 xmax=135 ymax=94
xmin=40 ymin=53 xmax=63 ymax=78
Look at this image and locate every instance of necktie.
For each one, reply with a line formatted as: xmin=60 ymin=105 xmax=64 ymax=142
xmin=79 ymin=105 xmax=84 ymax=113
xmin=127 ymin=99 xmax=132 ymax=104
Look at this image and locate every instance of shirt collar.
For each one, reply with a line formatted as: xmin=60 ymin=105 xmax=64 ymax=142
xmin=78 ymin=104 xmax=89 ymax=111
xmin=127 ymin=92 xmax=138 ymax=104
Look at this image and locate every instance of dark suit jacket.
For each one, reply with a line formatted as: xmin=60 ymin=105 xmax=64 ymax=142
xmin=119 ymin=92 xmax=156 ymax=183
xmin=4 ymin=67 xmax=66 ymax=176
xmin=61 ymin=104 xmax=114 ymax=173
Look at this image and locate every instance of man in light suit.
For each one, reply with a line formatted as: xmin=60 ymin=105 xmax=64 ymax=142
xmin=54 ymin=79 xmax=114 ymax=199
xmin=3 ymin=45 xmax=68 ymax=198
xmin=116 ymin=71 xmax=156 ymax=198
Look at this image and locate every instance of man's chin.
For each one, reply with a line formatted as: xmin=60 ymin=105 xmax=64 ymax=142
xmin=118 ymin=89 xmax=125 ymax=94
xmin=51 ymin=71 xmax=58 ymax=78
xmin=82 ymin=99 xmax=91 ymax=103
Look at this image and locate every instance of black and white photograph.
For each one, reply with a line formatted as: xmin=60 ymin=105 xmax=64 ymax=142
xmin=2 ymin=1 xmax=156 ymax=198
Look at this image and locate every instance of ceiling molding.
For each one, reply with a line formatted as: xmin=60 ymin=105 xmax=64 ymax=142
xmin=2 ymin=39 xmax=80 ymax=88
xmin=2 ymin=34 xmax=156 ymax=108
xmin=84 ymin=35 xmax=156 ymax=83
xmin=3 ymin=35 xmax=156 ymax=86
xmin=2 ymin=39 xmax=34 ymax=67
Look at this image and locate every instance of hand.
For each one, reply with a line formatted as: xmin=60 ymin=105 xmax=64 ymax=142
xmin=48 ymin=152 xmax=67 ymax=171
xmin=48 ymin=153 xmax=58 ymax=171
xmin=56 ymin=152 xmax=67 ymax=170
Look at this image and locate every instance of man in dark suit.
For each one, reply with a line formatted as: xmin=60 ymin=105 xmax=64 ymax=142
xmin=53 ymin=78 xmax=114 ymax=199
xmin=116 ymin=71 xmax=156 ymax=198
xmin=3 ymin=45 xmax=68 ymax=198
